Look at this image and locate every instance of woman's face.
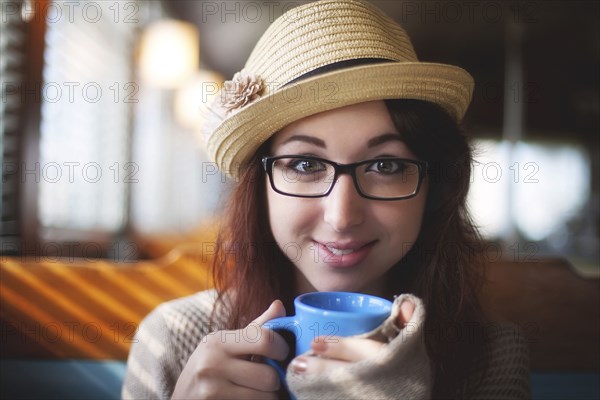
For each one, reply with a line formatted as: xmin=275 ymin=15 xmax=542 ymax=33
xmin=266 ymin=100 xmax=428 ymax=296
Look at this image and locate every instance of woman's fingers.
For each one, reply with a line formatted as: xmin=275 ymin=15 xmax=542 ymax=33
xmin=287 ymin=301 xmax=418 ymax=377
xmin=212 ymin=300 xmax=289 ymax=361
xmin=289 ymin=335 xmax=388 ymax=375
xmin=289 ymin=354 xmax=349 ymax=375
xmin=253 ymin=300 xmax=286 ymax=325
xmin=224 ymin=387 xmax=278 ymax=400
xmin=192 ymin=377 xmax=278 ymax=400
xmin=224 ymin=386 xmax=279 ymax=400
xmin=310 ymin=336 xmax=385 ymax=363
xmin=303 ymin=300 xmax=416 ymax=364
xmin=226 ymin=358 xmax=281 ymax=392
xmin=173 ymin=301 xmax=289 ymax=399
xmin=217 ymin=326 xmax=289 ymax=361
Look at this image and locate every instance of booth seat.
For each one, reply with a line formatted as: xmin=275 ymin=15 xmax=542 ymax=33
xmin=1 ymin=242 xmax=598 ymax=399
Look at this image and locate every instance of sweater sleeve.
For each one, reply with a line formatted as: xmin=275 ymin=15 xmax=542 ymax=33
xmin=286 ymin=293 xmax=432 ymax=400
xmin=121 ymin=290 xmax=221 ymax=400
xmin=465 ymin=323 xmax=531 ymax=399
xmin=121 ymin=304 xmax=183 ymax=400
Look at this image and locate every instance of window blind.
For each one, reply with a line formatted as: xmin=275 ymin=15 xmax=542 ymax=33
xmin=0 ymin=0 xmax=25 ymax=253
xmin=38 ymin=0 xmax=140 ymax=233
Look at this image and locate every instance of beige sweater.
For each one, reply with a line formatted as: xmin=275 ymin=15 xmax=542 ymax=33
xmin=122 ymin=290 xmax=530 ymax=399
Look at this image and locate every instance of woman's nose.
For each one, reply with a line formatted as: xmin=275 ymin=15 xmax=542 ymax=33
xmin=323 ymin=175 xmax=366 ymax=232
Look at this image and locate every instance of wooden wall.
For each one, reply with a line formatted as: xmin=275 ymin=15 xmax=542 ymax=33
xmin=1 ymin=245 xmax=212 ymax=359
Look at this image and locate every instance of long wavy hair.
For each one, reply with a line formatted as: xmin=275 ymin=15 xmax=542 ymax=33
xmin=211 ymin=99 xmax=488 ymax=398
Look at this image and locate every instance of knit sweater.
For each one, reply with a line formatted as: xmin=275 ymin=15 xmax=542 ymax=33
xmin=121 ymin=289 xmax=531 ymax=399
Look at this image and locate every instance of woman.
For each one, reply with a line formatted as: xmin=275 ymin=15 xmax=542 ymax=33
xmin=122 ymin=1 xmax=530 ymax=399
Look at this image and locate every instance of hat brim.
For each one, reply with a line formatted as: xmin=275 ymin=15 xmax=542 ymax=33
xmin=207 ymin=62 xmax=474 ymax=177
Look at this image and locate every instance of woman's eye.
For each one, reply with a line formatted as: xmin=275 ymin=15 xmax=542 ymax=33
xmin=367 ymin=160 xmax=403 ymax=174
xmin=289 ymin=159 xmax=325 ymax=173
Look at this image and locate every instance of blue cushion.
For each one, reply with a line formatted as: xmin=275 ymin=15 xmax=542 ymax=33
xmin=1 ymin=360 xmax=599 ymax=399
xmin=531 ymin=371 xmax=600 ymax=400
xmin=0 ymin=359 xmax=126 ymax=399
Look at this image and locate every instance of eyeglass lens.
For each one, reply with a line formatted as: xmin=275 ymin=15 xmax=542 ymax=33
xmin=269 ymin=157 xmax=421 ymax=199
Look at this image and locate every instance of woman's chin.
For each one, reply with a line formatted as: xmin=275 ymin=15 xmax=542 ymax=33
xmin=309 ymin=281 xmax=362 ymax=293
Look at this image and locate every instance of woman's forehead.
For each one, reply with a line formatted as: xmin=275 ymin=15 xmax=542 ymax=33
xmin=271 ymin=101 xmax=398 ymax=148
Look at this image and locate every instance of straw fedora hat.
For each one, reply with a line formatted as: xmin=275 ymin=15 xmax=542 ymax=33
xmin=202 ymin=0 xmax=474 ymax=178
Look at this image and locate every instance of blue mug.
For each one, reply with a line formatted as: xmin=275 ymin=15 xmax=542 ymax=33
xmin=264 ymin=291 xmax=393 ymax=355
xmin=263 ymin=291 xmax=392 ymax=388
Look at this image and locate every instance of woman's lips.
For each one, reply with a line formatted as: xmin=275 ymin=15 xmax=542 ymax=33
xmin=313 ymin=240 xmax=376 ymax=268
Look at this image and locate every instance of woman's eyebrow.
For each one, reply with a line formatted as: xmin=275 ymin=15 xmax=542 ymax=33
xmin=280 ymin=132 xmax=401 ymax=149
xmin=281 ymin=135 xmax=326 ymax=148
xmin=367 ymin=133 xmax=403 ymax=148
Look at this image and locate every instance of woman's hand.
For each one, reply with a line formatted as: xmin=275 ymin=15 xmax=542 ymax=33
xmin=289 ymin=299 xmax=415 ymax=374
xmin=172 ymin=300 xmax=289 ymax=400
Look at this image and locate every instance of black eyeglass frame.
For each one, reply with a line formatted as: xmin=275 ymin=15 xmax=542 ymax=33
xmin=261 ymin=155 xmax=428 ymax=201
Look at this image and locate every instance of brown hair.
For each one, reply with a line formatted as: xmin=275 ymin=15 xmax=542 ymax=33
xmin=212 ymin=99 xmax=487 ymax=398
xmin=384 ymin=99 xmax=488 ymax=397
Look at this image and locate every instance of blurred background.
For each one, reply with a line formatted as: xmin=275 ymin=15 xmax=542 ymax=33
xmin=0 ymin=0 xmax=600 ymax=272
xmin=0 ymin=0 xmax=598 ymax=398
xmin=1 ymin=0 xmax=598 ymax=271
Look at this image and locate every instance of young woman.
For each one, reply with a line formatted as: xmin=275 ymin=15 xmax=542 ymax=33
xmin=123 ymin=1 xmax=530 ymax=399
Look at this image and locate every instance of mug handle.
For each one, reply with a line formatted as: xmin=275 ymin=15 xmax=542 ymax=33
xmin=262 ymin=316 xmax=300 ymax=398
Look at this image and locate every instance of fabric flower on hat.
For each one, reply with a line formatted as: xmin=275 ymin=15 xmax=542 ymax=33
xmin=222 ymin=69 xmax=264 ymax=113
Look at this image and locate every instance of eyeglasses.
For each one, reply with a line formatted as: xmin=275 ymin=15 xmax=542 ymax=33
xmin=262 ymin=155 xmax=428 ymax=201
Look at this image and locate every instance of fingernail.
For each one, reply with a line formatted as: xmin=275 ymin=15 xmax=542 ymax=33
xmin=401 ymin=299 xmax=414 ymax=311
xmin=399 ymin=300 xmax=415 ymax=324
xmin=311 ymin=339 xmax=327 ymax=353
xmin=290 ymin=357 xmax=308 ymax=374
